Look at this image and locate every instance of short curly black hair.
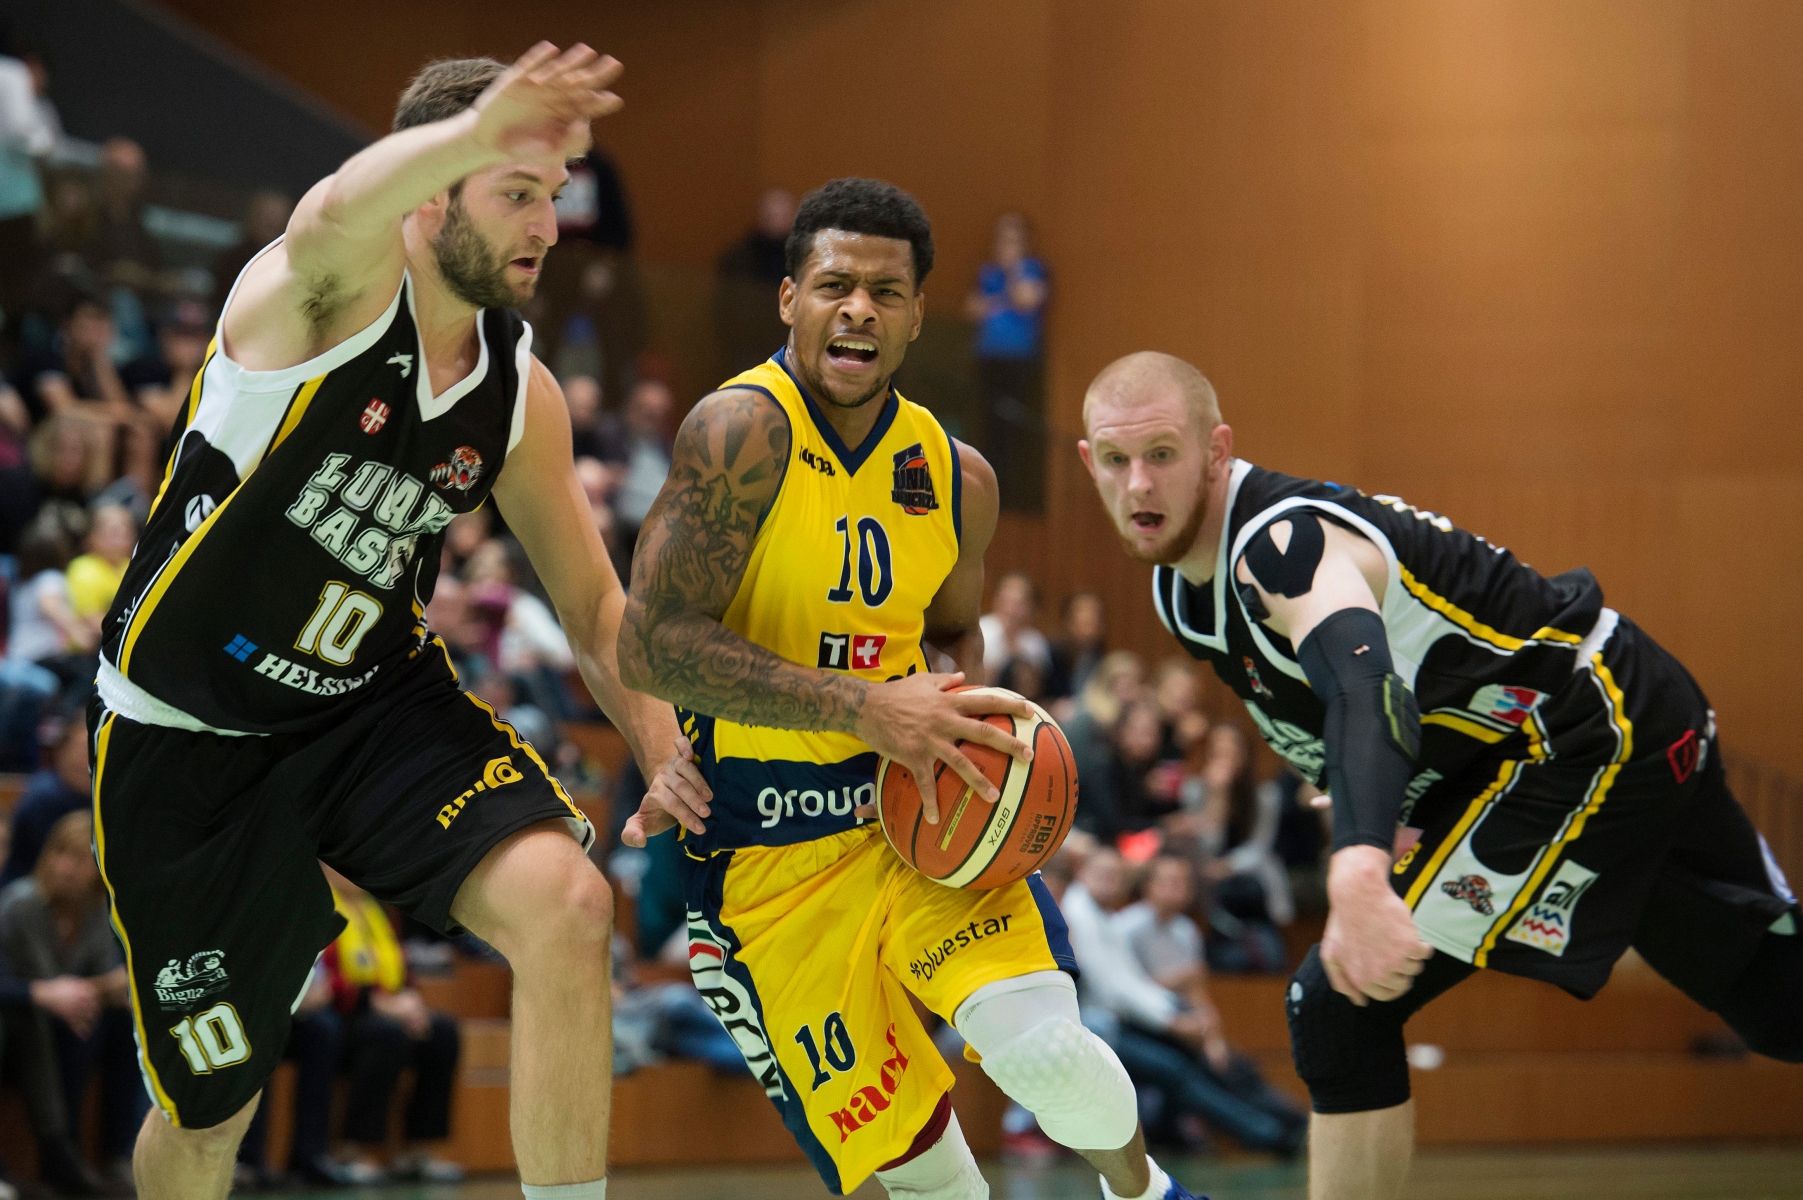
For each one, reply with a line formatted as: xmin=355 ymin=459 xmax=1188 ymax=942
xmin=785 ymin=178 xmax=934 ymax=286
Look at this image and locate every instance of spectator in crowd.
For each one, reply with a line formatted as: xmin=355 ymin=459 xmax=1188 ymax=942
xmin=28 ymin=412 xmax=106 ymax=513
xmin=464 ymin=537 xmax=577 ymax=721
xmin=65 ymin=502 xmax=135 ymax=642
xmin=553 ymin=146 xmax=633 ymax=253
xmin=979 ymin=571 xmax=1052 ymax=690
xmin=714 ymin=186 xmax=797 ymax=376
xmin=0 ymin=704 xmax=90 ymax=888
xmin=0 ymin=38 xmax=55 ymax=332
xmin=1183 ymin=722 xmax=1294 ymax=928
xmin=123 ymin=298 xmax=211 ymax=438
xmin=209 ymin=189 xmax=294 ymax=310
xmin=1065 ymin=650 xmax=1144 ymax=839
xmin=441 ymin=507 xmax=492 ymax=578
xmin=0 ymin=372 xmax=32 ymax=539
xmin=233 ymin=958 xmax=344 ymax=1191
xmin=563 ymin=373 xmax=616 ymax=462
xmin=1115 ymin=854 xmax=1306 ymax=1148
xmin=574 ymin=454 xmax=631 ymax=585
xmin=965 ymin=212 xmax=1049 ymax=512
xmin=321 ymin=867 xmax=464 ymax=1185
xmin=0 ymin=811 xmax=142 ymax=1194
xmin=0 ymin=520 xmax=82 ymax=764
xmin=90 ymin=138 xmax=160 ymax=298
xmin=535 ymin=147 xmax=644 ymax=401
xmin=16 ymin=292 xmax=133 ymax=424
xmin=1047 ymin=591 xmax=1106 ymax=702
xmin=1109 ymin=699 xmax=1188 ymax=838
xmin=1151 ymin=656 xmax=1210 ymax=761
xmin=1051 ymin=848 xmax=1302 ymax=1158
xmin=608 ymin=378 xmax=675 ymax=536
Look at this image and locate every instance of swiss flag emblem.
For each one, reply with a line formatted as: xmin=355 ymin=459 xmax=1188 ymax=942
xmin=852 ymin=634 xmax=885 ymax=671
xmin=360 ymin=399 xmax=391 ymax=434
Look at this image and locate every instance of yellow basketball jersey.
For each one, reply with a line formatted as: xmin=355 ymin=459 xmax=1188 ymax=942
xmin=682 ymin=348 xmax=961 ymax=852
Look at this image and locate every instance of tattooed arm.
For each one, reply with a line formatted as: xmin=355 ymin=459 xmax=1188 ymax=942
xmin=619 ymin=392 xmax=1032 ymax=823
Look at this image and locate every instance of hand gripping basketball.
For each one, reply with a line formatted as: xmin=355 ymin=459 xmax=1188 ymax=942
xmin=852 ymin=672 xmax=1033 ymax=823
xmin=470 ymin=42 xmax=625 ymax=167
xmin=868 ymin=686 xmax=1078 ymax=889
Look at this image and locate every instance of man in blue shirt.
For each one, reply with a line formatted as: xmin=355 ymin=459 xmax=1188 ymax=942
xmin=966 ymin=212 xmax=1050 ymax=511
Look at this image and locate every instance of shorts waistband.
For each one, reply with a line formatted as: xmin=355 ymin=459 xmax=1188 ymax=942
xmin=97 ymin=659 xmax=261 ymax=736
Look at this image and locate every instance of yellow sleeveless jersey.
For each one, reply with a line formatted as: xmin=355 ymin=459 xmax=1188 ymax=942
xmin=681 ymin=348 xmax=962 ymax=852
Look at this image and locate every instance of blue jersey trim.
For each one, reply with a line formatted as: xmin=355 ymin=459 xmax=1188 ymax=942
xmin=947 ymin=435 xmax=963 ymax=547
xmin=775 ymin=346 xmax=898 ymax=476
xmin=1026 ymin=872 xmax=1081 ymax=980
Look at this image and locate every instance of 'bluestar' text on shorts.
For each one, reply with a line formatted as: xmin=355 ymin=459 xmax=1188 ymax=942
xmin=909 ymin=915 xmax=1013 ymax=981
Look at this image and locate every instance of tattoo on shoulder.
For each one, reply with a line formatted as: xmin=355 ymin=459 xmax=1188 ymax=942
xmin=623 ymin=391 xmax=869 ymax=732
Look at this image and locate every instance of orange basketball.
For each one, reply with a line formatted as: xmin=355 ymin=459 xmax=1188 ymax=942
xmin=876 ymin=686 xmax=1077 ymax=889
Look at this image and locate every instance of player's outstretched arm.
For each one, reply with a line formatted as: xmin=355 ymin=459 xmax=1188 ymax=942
xmin=619 ymin=391 xmax=1033 ymax=812
xmin=921 ymin=439 xmax=997 ymax=678
xmin=227 ymin=43 xmax=622 ymax=364
xmin=1237 ymin=516 xmax=1431 ymax=1006
xmin=492 ymin=358 xmax=711 ymax=835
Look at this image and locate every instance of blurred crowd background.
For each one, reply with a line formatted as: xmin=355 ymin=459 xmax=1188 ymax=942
xmin=0 ymin=19 xmax=1338 ymax=1194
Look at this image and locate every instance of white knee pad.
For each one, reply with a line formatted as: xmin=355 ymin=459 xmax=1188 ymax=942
xmin=874 ymin=1111 xmax=988 ymax=1199
xmin=954 ymin=971 xmax=1138 ymax=1151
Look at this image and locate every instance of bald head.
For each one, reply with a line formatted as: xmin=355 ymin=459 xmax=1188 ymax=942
xmin=1084 ymin=351 xmax=1221 ymax=432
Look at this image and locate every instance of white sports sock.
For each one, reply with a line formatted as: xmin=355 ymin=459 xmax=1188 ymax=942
xmin=1100 ymin=1155 xmax=1170 ymax=1200
xmin=522 ymin=1181 xmax=606 ymax=1199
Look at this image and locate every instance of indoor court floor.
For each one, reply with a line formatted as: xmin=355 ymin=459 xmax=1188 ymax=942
xmin=255 ymin=1147 xmax=1803 ymax=1200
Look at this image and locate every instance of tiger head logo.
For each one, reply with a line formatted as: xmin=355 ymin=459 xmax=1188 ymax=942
xmin=1441 ymin=873 xmax=1495 ymax=915
xmin=431 ymin=445 xmax=484 ymax=492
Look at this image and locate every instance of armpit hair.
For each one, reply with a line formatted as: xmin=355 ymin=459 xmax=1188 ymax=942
xmin=298 ymin=271 xmax=347 ymax=333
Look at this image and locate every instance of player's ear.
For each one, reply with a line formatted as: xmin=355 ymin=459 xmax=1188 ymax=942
xmin=1209 ymin=422 xmax=1234 ymax=470
xmin=778 ymin=277 xmax=796 ymax=327
xmin=1077 ymin=439 xmax=1096 ymax=478
xmin=908 ymin=288 xmax=924 ymax=342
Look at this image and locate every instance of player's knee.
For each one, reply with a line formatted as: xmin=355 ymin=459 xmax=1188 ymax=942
xmin=956 ymin=974 xmax=1136 ymax=1151
xmin=501 ymin=856 xmax=613 ymax=965
xmin=1287 ymin=945 xmax=1410 ymax=1113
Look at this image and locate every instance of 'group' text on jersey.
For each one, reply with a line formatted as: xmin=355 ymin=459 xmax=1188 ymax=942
xmin=682 ymin=348 xmax=962 ymax=852
xmin=100 ymin=259 xmax=530 ymax=735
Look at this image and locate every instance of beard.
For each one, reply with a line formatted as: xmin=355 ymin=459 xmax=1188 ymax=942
xmin=432 ymin=198 xmax=527 ymax=310
xmin=1118 ymin=480 xmax=1213 ymax=566
xmin=796 ymin=351 xmax=890 ymax=411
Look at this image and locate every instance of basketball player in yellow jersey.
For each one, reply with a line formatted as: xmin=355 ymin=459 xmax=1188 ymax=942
xmin=619 ymin=180 xmax=1203 ymax=1200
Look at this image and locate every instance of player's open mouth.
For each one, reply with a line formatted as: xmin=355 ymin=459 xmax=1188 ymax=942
xmin=826 ymin=336 xmax=879 ymax=367
xmin=510 ymin=257 xmax=541 ymax=275
xmin=1131 ymin=511 xmax=1165 ymax=532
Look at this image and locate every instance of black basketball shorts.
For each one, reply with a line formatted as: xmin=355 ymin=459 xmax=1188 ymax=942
xmin=88 ymin=647 xmax=592 ymax=1129
xmin=1390 ymin=615 xmax=1794 ymax=1000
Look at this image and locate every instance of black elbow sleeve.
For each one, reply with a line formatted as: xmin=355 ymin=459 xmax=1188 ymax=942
xmin=1296 ymin=608 xmax=1421 ymax=854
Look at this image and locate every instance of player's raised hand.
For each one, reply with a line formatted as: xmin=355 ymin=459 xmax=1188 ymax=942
xmin=621 ymin=736 xmax=713 ymax=846
xmin=470 ymin=42 xmax=624 ymax=167
xmin=1320 ymin=845 xmax=1434 ymax=1006
xmin=854 ymin=673 xmax=1033 ymax=824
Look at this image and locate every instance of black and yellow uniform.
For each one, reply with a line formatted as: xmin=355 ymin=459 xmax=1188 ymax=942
xmin=681 ymin=350 xmax=1075 ymax=1195
xmin=92 ymin=252 xmax=589 ymax=1128
xmin=1153 ymin=461 xmax=1799 ymax=1110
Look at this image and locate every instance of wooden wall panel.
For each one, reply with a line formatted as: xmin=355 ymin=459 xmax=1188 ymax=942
xmin=160 ymin=0 xmax=1803 ymax=763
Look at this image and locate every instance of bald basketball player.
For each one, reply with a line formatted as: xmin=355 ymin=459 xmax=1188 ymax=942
xmin=1080 ymin=352 xmax=1800 ymax=1199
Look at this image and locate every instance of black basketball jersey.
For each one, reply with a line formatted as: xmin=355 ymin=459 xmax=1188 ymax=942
xmin=99 ymin=262 xmax=530 ymax=735
xmin=1155 ymin=461 xmax=1615 ymax=825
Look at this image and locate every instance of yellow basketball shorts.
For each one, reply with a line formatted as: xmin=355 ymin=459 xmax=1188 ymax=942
xmin=681 ymin=822 xmax=1076 ymax=1194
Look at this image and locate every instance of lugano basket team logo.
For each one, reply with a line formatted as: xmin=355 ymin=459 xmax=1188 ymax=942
xmin=431 ymin=445 xmax=484 ymax=491
xmin=890 ymin=442 xmax=938 ymax=514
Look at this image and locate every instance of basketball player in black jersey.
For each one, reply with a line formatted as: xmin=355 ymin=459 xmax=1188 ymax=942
xmin=91 ymin=46 xmax=705 ymax=1200
xmin=1079 ymin=352 xmax=1800 ymax=1199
